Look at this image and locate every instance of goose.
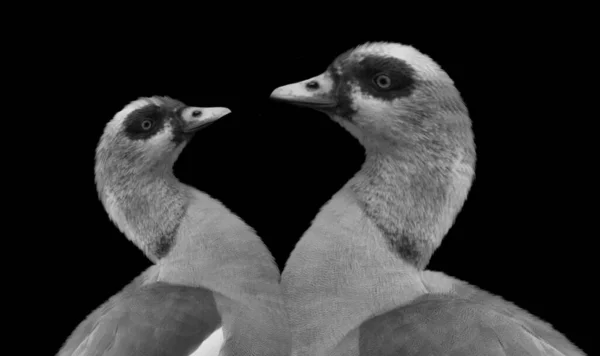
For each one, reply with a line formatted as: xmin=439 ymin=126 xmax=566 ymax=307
xmin=57 ymin=96 xmax=291 ymax=356
xmin=270 ymin=42 xmax=585 ymax=355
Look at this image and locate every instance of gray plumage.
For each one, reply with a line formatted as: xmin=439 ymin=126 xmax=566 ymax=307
xmin=58 ymin=97 xmax=290 ymax=356
xmin=359 ymin=276 xmax=581 ymax=355
xmin=94 ymin=97 xmax=189 ymax=261
xmin=58 ymin=271 xmax=221 ymax=356
xmin=272 ymin=42 xmax=585 ymax=355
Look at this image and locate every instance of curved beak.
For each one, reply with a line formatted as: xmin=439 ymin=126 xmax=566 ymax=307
xmin=270 ymin=72 xmax=336 ymax=109
xmin=180 ymin=107 xmax=231 ymax=133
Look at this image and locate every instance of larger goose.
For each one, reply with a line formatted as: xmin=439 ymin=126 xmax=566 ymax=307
xmin=57 ymin=96 xmax=290 ymax=356
xmin=271 ymin=42 xmax=585 ymax=355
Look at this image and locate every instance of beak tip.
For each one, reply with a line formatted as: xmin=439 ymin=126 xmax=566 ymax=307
xmin=269 ymin=87 xmax=284 ymax=99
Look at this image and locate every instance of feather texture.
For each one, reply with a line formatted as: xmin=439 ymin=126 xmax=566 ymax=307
xmin=359 ymin=277 xmax=583 ymax=355
xmin=272 ymin=42 xmax=585 ymax=355
xmin=58 ymin=272 xmax=221 ymax=356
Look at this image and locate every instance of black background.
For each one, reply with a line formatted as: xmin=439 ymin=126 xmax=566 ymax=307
xmin=26 ymin=22 xmax=590 ymax=354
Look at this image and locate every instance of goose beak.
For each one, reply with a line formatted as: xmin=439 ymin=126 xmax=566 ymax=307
xmin=180 ymin=107 xmax=231 ymax=133
xmin=270 ymin=72 xmax=337 ymax=109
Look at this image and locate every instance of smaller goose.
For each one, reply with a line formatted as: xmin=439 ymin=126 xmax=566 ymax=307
xmin=58 ymin=96 xmax=290 ymax=356
xmin=271 ymin=42 xmax=585 ymax=355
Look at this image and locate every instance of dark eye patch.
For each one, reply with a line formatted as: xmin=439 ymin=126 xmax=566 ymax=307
xmin=123 ymin=104 xmax=169 ymax=141
xmin=352 ymin=55 xmax=417 ymax=100
xmin=326 ymin=54 xmax=419 ymax=120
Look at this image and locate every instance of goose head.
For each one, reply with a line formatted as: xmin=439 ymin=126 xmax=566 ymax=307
xmin=96 ymin=96 xmax=230 ymax=176
xmin=271 ymin=43 xmax=475 ymax=268
xmin=94 ymin=97 xmax=231 ymax=261
xmin=271 ymin=42 xmax=472 ymax=152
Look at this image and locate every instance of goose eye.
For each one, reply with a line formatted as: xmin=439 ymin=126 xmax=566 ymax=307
xmin=374 ymin=74 xmax=392 ymax=89
xmin=141 ymin=119 xmax=153 ymax=130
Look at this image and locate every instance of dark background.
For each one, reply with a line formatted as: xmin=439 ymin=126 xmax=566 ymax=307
xmin=28 ymin=25 xmax=590 ymax=353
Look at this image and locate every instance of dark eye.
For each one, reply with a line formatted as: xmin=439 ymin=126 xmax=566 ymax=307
xmin=373 ymin=74 xmax=392 ymax=89
xmin=191 ymin=109 xmax=202 ymax=117
xmin=141 ymin=119 xmax=154 ymax=130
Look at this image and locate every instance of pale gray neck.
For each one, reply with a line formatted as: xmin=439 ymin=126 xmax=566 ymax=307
xmin=351 ymin=144 xmax=473 ymax=268
xmin=281 ymin=140 xmax=474 ymax=355
xmin=157 ymin=188 xmax=283 ymax=303
xmin=153 ymin=189 xmax=290 ymax=356
xmin=281 ymin=185 xmax=429 ymax=355
xmin=96 ymin=154 xmax=187 ymax=262
xmin=98 ymin=157 xmax=290 ymax=354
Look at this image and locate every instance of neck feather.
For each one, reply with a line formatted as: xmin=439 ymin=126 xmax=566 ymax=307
xmin=157 ymin=189 xmax=282 ymax=300
xmin=153 ymin=190 xmax=290 ymax=356
xmin=282 ymin=121 xmax=474 ymax=354
xmin=96 ymin=154 xmax=187 ymax=261
xmin=282 ymin=186 xmax=431 ymax=354
xmin=97 ymin=155 xmax=290 ymax=354
xmin=352 ymin=142 xmax=474 ymax=268
xmin=96 ymin=153 xmax=283 ymax=292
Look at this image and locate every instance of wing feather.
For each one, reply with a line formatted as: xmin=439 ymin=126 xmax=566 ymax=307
xmin=58 ymin=276 xmax=221 ymax=356
xmin=359 ymin=289 xmax=586 ymax=355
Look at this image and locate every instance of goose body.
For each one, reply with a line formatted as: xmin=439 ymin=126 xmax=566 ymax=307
xmin=58 ymin=97 xmax=290 ymax=356
xmin=271 ymin=42 xmax=585 ymax=355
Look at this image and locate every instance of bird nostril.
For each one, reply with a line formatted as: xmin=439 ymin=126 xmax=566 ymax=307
xmin=191 ymin=110 xmax=202 ymax=117
xmin=306 ymin=81 xmax=320 ymax=90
